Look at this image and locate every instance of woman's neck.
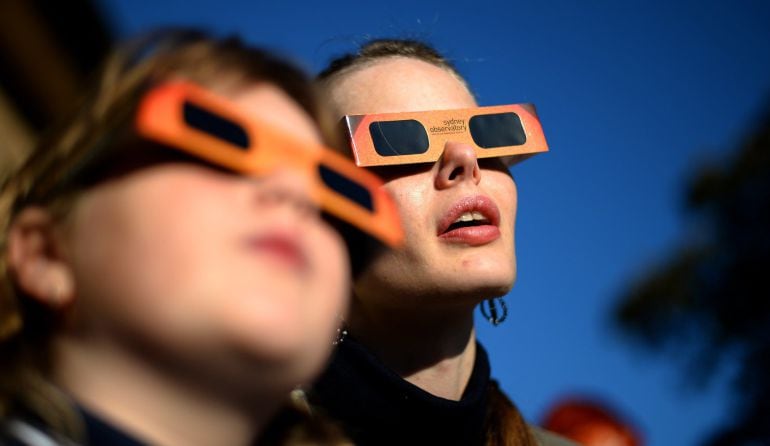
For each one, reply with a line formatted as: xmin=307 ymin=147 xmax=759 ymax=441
xmin=347 ymin=298 xmax=477 ymax=400
xmin=50 ymin=336 xmax=280 ymax=446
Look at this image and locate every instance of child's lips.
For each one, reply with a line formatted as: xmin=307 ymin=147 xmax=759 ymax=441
xmin=246 ymin=233 xmax=309 ymax=271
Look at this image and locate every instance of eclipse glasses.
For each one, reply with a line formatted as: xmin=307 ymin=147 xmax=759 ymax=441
xmin=342 ymin=104 xmax=548 ymax=167
xmin=136 ymin=82 xmax=404 ymax=247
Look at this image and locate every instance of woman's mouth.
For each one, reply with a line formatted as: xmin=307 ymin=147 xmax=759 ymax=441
xmin=437 ymin=195 xmax=501 ymax=246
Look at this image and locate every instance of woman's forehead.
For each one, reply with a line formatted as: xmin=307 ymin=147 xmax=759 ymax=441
xmin=328 ymin=57 xmax=476 ymax=117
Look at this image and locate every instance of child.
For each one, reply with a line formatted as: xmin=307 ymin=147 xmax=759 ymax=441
xmin=0 ymin=30 xmax=400 ymax=446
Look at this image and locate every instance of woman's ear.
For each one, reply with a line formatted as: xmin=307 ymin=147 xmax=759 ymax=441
xmin=6 ymin=207 xmax=75 ymax=309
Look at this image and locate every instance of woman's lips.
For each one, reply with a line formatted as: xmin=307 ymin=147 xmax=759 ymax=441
xmin=437 ymin=195 xmax=501 ymax=246
xmin=245 ymin=233 xmax=309 ymax=271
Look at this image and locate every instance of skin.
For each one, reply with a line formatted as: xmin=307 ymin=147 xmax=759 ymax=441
xmin=325 ymin=57 xmax=518 ymax=399
xmin=8 ymin=84 xmax=349 ymax=446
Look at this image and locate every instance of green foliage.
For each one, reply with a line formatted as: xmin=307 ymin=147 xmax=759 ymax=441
xmin=614 ymin=99 xmax=770 ymax=445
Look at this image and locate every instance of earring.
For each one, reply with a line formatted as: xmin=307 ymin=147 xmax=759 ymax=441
xmin=332 ymin=314 xmax=348 ymax=345
xmin=333 ymin=324 xmax=348 ymax=345
xmin=480 ymin=297 xmax=508 ymax=326
xmin=290 ymin=386 xmax=311 ymax=413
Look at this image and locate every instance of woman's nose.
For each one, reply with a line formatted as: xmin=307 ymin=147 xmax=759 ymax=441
xmin=434 ymin=141 xmax=481 ymax=189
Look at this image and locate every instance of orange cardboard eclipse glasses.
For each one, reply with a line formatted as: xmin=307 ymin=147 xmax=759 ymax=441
xmin=136 ymin=82 xmax=404 ymax=247
xmin=342 ymin=104 xmax=548 ymax=167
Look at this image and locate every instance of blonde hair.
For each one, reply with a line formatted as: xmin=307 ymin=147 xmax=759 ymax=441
xmin=0 ymin=28 xmax=326 ymax=438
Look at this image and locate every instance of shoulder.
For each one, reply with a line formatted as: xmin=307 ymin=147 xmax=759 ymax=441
xmin=530 ymin=425 xmax=579 ymax=446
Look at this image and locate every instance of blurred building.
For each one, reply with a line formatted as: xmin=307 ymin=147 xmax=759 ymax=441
xmin=0 ymin=0 xmax=112 ymax=176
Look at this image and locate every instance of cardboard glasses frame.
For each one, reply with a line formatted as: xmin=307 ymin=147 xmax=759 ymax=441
xmin=136 ymin=81 xmax=404 ymax=247
xmin=342 ymin=104 xmax=548 ymax=167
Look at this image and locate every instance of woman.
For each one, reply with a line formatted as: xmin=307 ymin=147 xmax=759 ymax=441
xmin=0 ymin=30 xmax=400 ymax=446
xmin=309 ymin=39 xmax=574 ymax=446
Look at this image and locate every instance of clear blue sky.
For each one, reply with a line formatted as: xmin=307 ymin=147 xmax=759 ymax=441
xmin=95 ymin=1 xmax=770 ymax=444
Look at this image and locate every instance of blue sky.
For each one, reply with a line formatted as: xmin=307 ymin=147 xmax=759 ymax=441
xmin=95 ymin=1 xmax=770 ymax=444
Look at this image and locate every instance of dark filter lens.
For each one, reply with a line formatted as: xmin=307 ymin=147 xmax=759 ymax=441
xmin=183 ymin=101 xmax=250 ymax=149
xmin=319 ymin=164 xmax=373 ymax=211
xmin=469 ymin=112 xmax=526 ymax=148
xmin=369 ymin=120 xmax=429 ymax=156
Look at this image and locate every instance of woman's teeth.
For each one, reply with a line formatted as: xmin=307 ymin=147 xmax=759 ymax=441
xmin=453 ymin=211 xmax=488 ymax=223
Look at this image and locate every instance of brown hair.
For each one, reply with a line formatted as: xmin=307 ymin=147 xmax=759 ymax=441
xmin=0 ymin=28 xmax=332 ymax=441
xmin=318 ymin=38 xmax=537 ymax=446
xmin=485 ymin=381 xmax=539 ymax=446
xmin=319 ymin=38 xmax=459 ymax=78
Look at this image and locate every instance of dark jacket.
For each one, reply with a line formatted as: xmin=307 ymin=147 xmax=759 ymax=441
xmin=309 ymin=335 xmax=575 ymax=446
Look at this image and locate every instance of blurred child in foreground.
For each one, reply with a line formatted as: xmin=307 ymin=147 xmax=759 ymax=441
xmin=0 ymin=29 xmax=401 ymax=446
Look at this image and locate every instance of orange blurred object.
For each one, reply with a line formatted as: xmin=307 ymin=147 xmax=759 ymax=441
xmin=542 ymin=397 xmax=642 ymax=446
